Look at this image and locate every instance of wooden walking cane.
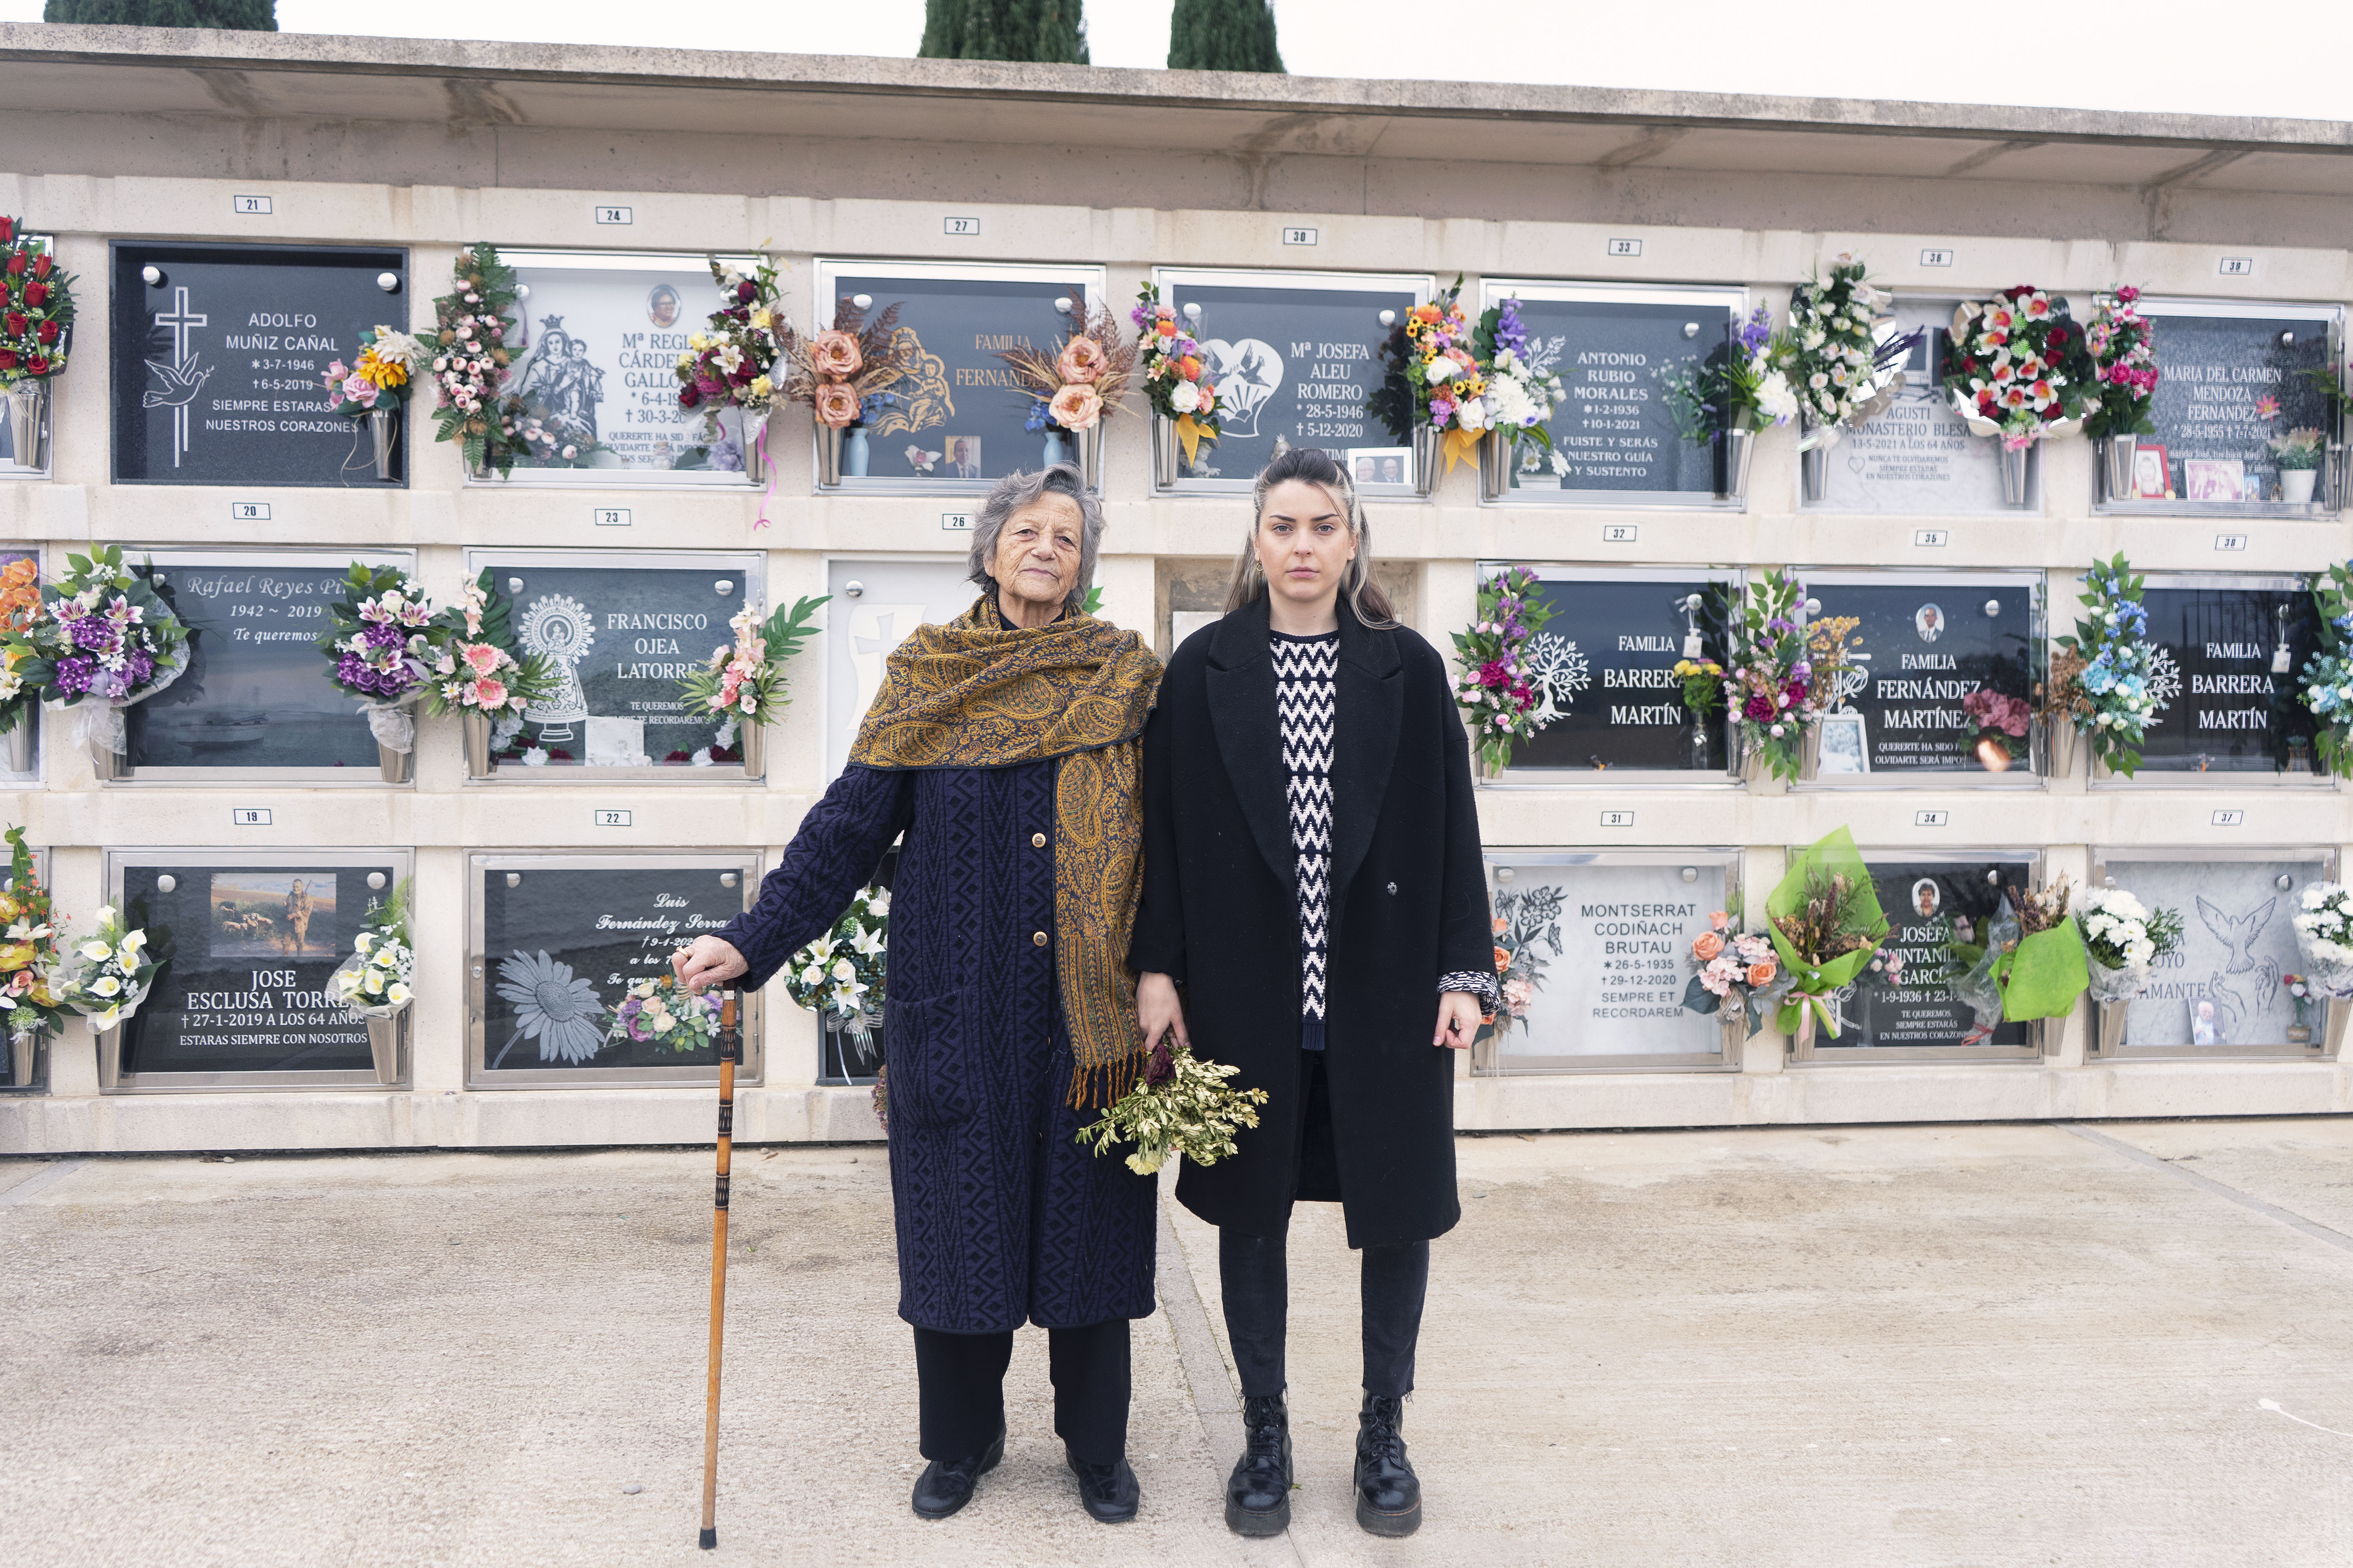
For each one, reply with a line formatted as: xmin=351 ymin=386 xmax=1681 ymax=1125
xmin=699 ymin=990 xmax=739 ymax=1551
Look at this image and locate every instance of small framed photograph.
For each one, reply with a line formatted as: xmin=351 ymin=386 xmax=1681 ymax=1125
xmin=1346 ymin=445 xmax=1412 ymax=489
xmin=2133 ymin=443 xmax=2170 ymax=499
xmin=2183 ymin=457 xmax=2245 ymax=503
xmin=1814 ymin=710 xmax=1869 ymax=774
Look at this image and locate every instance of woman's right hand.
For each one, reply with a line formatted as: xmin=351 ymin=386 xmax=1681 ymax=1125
xmin=674 ymin=936 xmax=749 ymax=994
xmin=1136 ymin=971 xmax=1189 ymax=1053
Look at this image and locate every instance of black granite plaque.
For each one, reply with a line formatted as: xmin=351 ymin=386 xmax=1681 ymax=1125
xmin=1506 ymin=295 xmax=1736 ymax=497
xmin=472 ymin=556 xmax=757 ymax=769
xmin=128 ymin=555 xmax=390 ymax=772
xmin=1805 ymin=577 xmax=2037 ymax=775
xmin=1163 ymin=276 xmax=1421 ymax=484
xmin=115 ymin=858 xmax=396 ymax=1075
xmin=825 ymin=270 xmax=1095 ymax=484
xmin=110 ymin=242 xmax=408 ymax=487
xmin=1509 ymin=573 xmax=1731 ymax=772
xmin=480 ymin=862 xmax=749 ymax=1072
xmin=2134 ymin=582 xmax=2321 ymax=772
xmin=1843 ymin=857 xmax=2033 ymax=1051
xmin=2141 ymin=309 xmax=2334 ymax=502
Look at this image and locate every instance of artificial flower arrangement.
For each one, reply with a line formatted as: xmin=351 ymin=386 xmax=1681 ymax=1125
xmin=2078 ymin=886 xmax=2183 ymax=1009
xmin=0 ymin=216 xmax=74 ymax=390
xmin=61 ymin=901 xmax=161 ymax=1034
xmin=1947 ymin=875 xmax=2089 ymax=1041
xmin=1763 ymin=827 xmax=1891 ymax=1048
xmin=428 ymin=243 xmax=522 ymax=474
xmin=1371 ymin=277 xmax=1487 ymax=475
xmin=780 ymin=295 xmax=915 ymax=431
xmin=998 ymin=300 xmax=1137 ymax=448
xmin=2052 ymin=554 xmax=2163 ymax=777
xmin=421 ymin=568 xmax=557 ymax=723
xmin=1465 ymin=295 xmax=1570 ymax=481
xmin=674 ymin=252 xmax=787 ymax=423
xmin=1961 ymin=687 xmax=2033 ymax=772
xmin=1075 ymin=1035 xmax=1269 ymax=1177
xmin=607 ymin=974 xmax=722 ymax=1056
xmin=331 ymin=887 xmax=415 ymax=1022
xmin=2300 ymin=560 xmax=2353 ymax=777
xmin=320 ymin=326 xmax=427 ymax=418
xmin=1449 ymin=565 xmax=1557 ymax=776
xmin=0 ymin=556 xmax=41 ymax=743
xmin=1679 ymin=907 xmax=1784 ymax=1039
xmin=2 ymin=545 xmax=190 ymax=759
xmin=782 ymin=883 xmax=889 ymax=1042
xmin=1720 ymin=568 xmax=1859 ymax=783
xmin=676 ymin=594 xmax=826 ymax=748
xmin=1479 ymin=878 xmax=1566 ymax=1044
xmin=2271 ymin=426 xmax=2327 ymax=473
xmin=1781 ymin=254 xmax=1913 ymax=450
xmin=0 ymin=827 xmax=66 ymax=1046
xmin=1943 ymin=285 xmax=2097 ymax=448
xmin=1661 ymin=304 xmax=1797 ymax=451
xmin=1131 ymin=281 xmax=1221 ymax=466
xmin=2080 ymin=287 xmax=2158 ymax=441
xmin=318 ymin=564 xmax=437 ymax=722
xmin=2292 ymin=883 xmax=2353 ymax=995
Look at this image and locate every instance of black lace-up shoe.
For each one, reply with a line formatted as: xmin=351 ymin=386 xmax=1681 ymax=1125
xmin=1225 ymin=1392 xmax=1294 ymax=1536
xmin=910 ymin=1423 xmax=1004 ymax=1520
xmin=1066 ymin=1447 xmax=1141 ymax=1522
xmin=1355 ymin=1392 xmax=1421 ymax=1537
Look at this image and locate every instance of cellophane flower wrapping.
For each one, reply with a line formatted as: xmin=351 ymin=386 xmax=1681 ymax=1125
xmin=61 ymin=902 xmax=159 ymax=1034
xmin=1765 ymin=827 xmax=1890 ymax=1040
xmin=1075 ymin=1039 xmax=1269 ymax=1177
xmin=2292 ymin=883 xmax=2353 ymax=996
xmin=784 ymin=885 xmax=888 ymax=1038
xmin=331 ymin=878 xmax=414 ymax=1020
xmin=0 ymin=825 xmax=67 ymax=1042
xmin=2079 ymin=887 xmax=2166 ymax=1003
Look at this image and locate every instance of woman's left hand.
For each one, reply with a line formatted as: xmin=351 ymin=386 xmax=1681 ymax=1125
xmin=1432 ymin=991 xmax=1484 ymax=1050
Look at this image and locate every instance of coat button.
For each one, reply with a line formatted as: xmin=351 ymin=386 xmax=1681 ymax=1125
xmin=1387 ymin=882 xmax=1398 ymax=895
xmin=1032 ymin=931 xmax=1049 ymax=948
xmin=1032 ymin=832 xmax=1047 ymax=849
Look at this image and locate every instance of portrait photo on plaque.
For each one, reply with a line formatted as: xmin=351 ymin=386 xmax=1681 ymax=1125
xmin=124 ymin=549 xmax=414 ymax=778
xmin=109 ymin=241 xmax=409 ymax=487
xmin=1478 ymin=853 xmax=1739 ymax=1070
xmin=2101 ymin=852 xmax=2330 ymax=1050
xmin=2128 ymin=298 xmax=2342 ymax=508
xmin=823 ymin=558 xmax=981 ymax=780
xmin=108 ymin=851 xmax=405 ymax=1081
xmin=1153 ymin=268 xmax=1430 ymax=491
xmin=1497 ymin=565 xmax=1737 ymax=775
xmin=1805 ymin=295 xmax=2030 ymax=514
xmin=1802 ymin=570 xmax=2042 ymax=778
xmin=1477 ymin=280 xmax=1744 ymax=504
xmin=1825 ymin=854 xmax=2038 ymax=1056
xmin=463 ymin=550 xmax=762 ymax=774
xmin=493 ymin=250 xmax=765 ymax=483
xmin=472 ymin=854 xmax=757 ymax=1082
xmin=814 ymin=260 xmax=1105 ymax=488
xmin=2129 ymin=575 xmax=2322 ymax=775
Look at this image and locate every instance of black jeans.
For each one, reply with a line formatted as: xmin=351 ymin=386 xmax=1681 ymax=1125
xmin=911 ymin=1319 xmax=1130 ymax=1464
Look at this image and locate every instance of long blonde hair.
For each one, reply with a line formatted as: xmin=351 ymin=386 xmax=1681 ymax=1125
xmin=1222 ymin=445 xmax=1399 ymax=629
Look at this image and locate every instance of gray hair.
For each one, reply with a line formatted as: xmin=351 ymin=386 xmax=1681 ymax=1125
xmin=966 ymin=464 xmax=1104 ymax=620
xmin=1223 ymin=444 xmax=1399 ymax=629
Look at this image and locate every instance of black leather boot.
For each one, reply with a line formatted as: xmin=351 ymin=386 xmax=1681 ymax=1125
xmin=1225 ymin=1392 xmax=1294 ymax=1536
xmin=1355 ymin=1392 xmax=1421 ymax=1537
xmin=1066 ymin=1446 xmax=1140 ymax=1523
xmin=910 ymin=1422 xmax=1004 ymax=1520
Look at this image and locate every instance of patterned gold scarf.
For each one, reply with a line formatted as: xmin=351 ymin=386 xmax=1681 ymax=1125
xmin=849 ymin=596 xmax=1163 ymax=1107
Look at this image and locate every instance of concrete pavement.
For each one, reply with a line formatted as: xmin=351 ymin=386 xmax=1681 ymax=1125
xmin=5 ymin=1121 xmax=2353 ymax=1566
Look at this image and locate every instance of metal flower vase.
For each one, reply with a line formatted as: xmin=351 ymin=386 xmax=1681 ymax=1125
xmin=1151 ymin=416 xmax=1180 ymax=488
xmin=2043 ymin=721 xmax=2077 ymax=781
xmin=740 ymin=407 xmax=770 ymax=486
xmin=367 ymin=1008 xmax=409 ymax=1085
xmin=2327 ymin=443 xmax=2349 ymax=511
xmin=367 ymin=407 xmax=397 ymax=481
xmin=1797 ymin=419 xmax=1829 ymax=503
xmin=1798 ymin=723 xmax=1824 ymax=782
xmin=2099 ymin=434 xmax=2139 ymax=501
xmin=461 ymin=708 xmax=496 ymax=779
xmin=90 ymin=736 xmax=132 ymax=782
xmin=735 ymin=719 xmax=765 ymax=781
xmin=814 ymin=423 xmax=845 ymax=488
xmin=1477 ymin=430 xmax=1510 ymax=501
xmin=8 ymin=1027 xmax=38 ymax=1088
xmin=1412 ymin=426 xmax=1439 ymax=497
xmin=5 ymin=716 xmax=31 ymax=774
xmin=377 ymin=737 xmax=414 ymax=784
xmin=1717 ymin=422 xmax=1757 ymax=502
xmin=1998 ymin=440 xmax=2031 ymax=507
xmin=5 ymin=380 xmax=48 ymax=469
xmin=1075 ymin=423 xmax=1104 ymax=491
xmin=2328 ymin=998 xmax=2351 ymax=1055
xmin=2095 ymin=998 xmax=2129 ymax=1056
xmin=95 ymin=1025 xmax=122 ymax=1089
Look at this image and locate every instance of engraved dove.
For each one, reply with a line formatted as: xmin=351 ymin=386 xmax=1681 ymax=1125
xmin=2196 ymin=895 xmax=2275 ymax=976
xmin=142 ymin=355 xmax=213 ymax=410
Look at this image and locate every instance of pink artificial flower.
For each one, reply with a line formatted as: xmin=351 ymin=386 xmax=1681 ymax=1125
xmin=342 ymin=375 xmax=380 ymax=409
xmin=462 ymin=642 xmax=504 ymax=677
xmin=472 ymin=677 xmax=507 ymax=709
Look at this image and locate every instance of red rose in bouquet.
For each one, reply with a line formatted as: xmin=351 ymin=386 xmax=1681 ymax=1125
xmin=24 ymin=282 xmax=47 ymax=309
xmin=3 ymin=254 xmax=21 ymax=277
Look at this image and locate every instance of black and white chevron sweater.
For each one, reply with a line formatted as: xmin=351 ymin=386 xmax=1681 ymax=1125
xmin=1272 ymin=631 xmax=1339 ymax=1049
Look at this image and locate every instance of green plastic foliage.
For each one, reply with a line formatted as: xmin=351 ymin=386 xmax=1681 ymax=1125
xmin=2000 ymin=916 xmax=2090 ymax=1022
xmin=1765 ymin=826 xmax=1889 ymax=1039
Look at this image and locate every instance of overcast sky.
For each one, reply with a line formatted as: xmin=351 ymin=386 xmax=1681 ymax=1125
xmin=5 ymin=0 xmax=2349 ymax=121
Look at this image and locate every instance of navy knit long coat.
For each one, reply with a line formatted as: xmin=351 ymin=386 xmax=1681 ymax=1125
xmin=717 ymin=759 xmax=1158 ymax=1335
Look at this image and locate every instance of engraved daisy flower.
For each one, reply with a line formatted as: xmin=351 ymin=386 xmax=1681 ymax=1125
xmin=493 ymin=950 xmax=607 ymax=1067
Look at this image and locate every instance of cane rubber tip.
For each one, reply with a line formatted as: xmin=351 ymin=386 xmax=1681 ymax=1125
xmin=700 ymin=1526 xmax=717 ymax=1549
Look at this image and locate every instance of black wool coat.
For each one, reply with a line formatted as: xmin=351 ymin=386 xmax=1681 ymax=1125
xmin=1128 ymin=594 xmax=1493 ymax=1248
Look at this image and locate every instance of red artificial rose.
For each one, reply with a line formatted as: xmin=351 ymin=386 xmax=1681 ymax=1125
xmin=3 ymin=254 xmax=21 ymax=277
xmin=735 ymin=280 xmax=756 ymax=303
xmin=36 ymin=320 xmax=56 ymax=344
xmin=0 ymin=350 xmax=16 ymax=370
xmin=2040 ymin=404 xmax=2061 ymax=421
xmin=31 ymin=254 xmax=48 ymax=279
xmin=3 ymin=313 xmax=21 ymax=336
xmin=22 ymin=282 xmax=45 ymax=308
xmin=0 ymin=217 xmax=13 ymax=243
xmin=678 ymin=386 xmax=698 ymax=408
xmin=26 ymin=354 xmax=47 ymax=376
xmin=2047 ymin=327 xmax=2067 ymax=346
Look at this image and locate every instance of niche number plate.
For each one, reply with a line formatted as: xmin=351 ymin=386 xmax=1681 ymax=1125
xmin=1598 ymin=810 xmax=1636 ymax=828
xmin=1914 ymin=810 xmax=1950 ymax=827
xmin=941 ymin=512 xmax=974 ymax=532
xmin=231 ymin=808 xmax=273 ymax=826
xmin=595 ymin=809 xmax=634 ymax=828
xmin=2211 ymin=809 xmax=2245 ymax=828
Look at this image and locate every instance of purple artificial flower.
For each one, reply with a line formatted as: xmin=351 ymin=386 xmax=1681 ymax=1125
xmin=1496 ymin=298 xmax=1529 ymax=358
xmin=1737 ymin=304 xmax=1773 ymax=358
xmin=53 ymin=656 xmax=93 ymax=697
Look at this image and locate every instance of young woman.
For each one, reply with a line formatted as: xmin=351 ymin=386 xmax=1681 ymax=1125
xmin=674 ymin=465 xmax=1162 ymax=1526
xmin=1128 ymin=445 xmax=1494 ymax=1539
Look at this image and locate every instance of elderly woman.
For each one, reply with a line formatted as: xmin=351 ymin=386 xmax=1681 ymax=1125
xmin=673 ymin=464 xmax=1162 ymax=1525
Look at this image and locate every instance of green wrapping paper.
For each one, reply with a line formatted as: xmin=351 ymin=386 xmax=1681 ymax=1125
xmin=1766 ymin=827 xmax=1891 ymax=1040
xmin=1996 ymin=915 xmax=2090 ymax=1022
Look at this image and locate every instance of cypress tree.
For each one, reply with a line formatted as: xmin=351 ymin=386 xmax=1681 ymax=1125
xmin=1167 ymin=0 xmax=1284 ymax=73
xmin=918 ymin=0 xmax=1090 ymax=65
xmin=44 ymin=0 xmax=277 ymax=25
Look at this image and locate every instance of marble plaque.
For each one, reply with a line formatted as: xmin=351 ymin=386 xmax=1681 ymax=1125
xmin=1839 ymin=857 xmax=2033 ymax=1051
xmin=1807 ymin=574 xmax=2038 ymax=776
xmin=110 ymin=241 xmax=408 ymax=487
xmin=2139 ymin=304 xmax=2336 ymax=503
xmin=2110 ymin=857 xmax=2319 ymax=1047
xmin=113 ymin=855 xmax=400 ymax=1076
xmin=2134 ymin=580 xmax=2320 ymax=773
xmin=1157 ymin=270 xmax=1425 ymax=486
xmin=824 ymin=559 xmax=981 ymax=779
xmin=1509 ymin=570 xmax=1732 ymax=772
xmin=1489 ymin=860 xmax=1727 ymax=1060
xmin=1806 ymin=297 xmax=2022 ymax=513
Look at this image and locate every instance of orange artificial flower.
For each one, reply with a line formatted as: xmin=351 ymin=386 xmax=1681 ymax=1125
xmin=1492 ymin=916 xmax=1507 ymax=936
xmin=1177 ymin=355 xmax=1201 ymax=382
xmin=1493 ymin=945 xmax=1511 ymax=974
xmin=811 ymin=382 xmax=862 ymax=427
xmin=1056 ymin=337 xmax=1107 ymax=385
xmin=1156 ymin=318 xmax=1177 ymax=337
xmin=1047 ymin=382 xmax=1103 ymax=432
xmin=1692 ymin=931 xmax=1724 ymax=962
xmin=810 ymin=330 xmax=863 ymax=378
xmin=1709 ymin=911 xmax=1730 ymax=930
xmin=1747 ymin=962 xmax=1777 ymax=987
